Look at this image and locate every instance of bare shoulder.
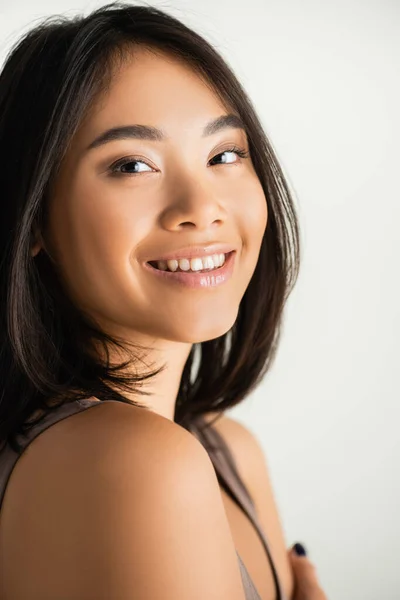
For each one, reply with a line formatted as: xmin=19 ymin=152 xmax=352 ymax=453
xmin=204 ymin=412 xmax=294 ymax=598
xmin=0 ymin=402 xmax=246 ymax=600
xmin=17 ymin=400 xmax=209 ymax=479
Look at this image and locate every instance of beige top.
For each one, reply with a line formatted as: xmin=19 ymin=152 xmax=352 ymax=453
xmin=0 ymin=398 xmax=285 ymax=600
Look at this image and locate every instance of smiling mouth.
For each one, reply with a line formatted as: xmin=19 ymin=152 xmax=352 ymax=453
xmin=148 ymin=261 xmax=226 ymax=273
xmin=147 ymin=251 xmax=233 ymax=274
xmin=143 ymin=250 xmax=236 ymax=289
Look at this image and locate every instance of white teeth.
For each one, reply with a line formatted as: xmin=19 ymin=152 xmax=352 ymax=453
xmin=179 ymin=258 xmax=191 ymax=271
xmin=166 ymin=259 xmax=179 ymax=272
xmin=155 ymin=253 xmax=227 ymax=273
xmin=190 ymin=257 xmax=204 ymax=272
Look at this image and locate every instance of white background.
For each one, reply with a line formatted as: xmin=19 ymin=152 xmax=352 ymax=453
xmin=1 ymin=1 xmax=399 ymax=598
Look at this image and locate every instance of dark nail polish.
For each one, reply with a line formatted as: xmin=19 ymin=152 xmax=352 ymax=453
xmin=293 ymin=542 xmax=307 ymax=556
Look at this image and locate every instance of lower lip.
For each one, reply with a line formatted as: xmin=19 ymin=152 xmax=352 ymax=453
xmin=143 ymin=251 xmax=236 ymax=289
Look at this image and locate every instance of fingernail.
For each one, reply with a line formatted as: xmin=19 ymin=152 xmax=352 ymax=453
xmin=293 ymin=542 xmax=307 ymax=556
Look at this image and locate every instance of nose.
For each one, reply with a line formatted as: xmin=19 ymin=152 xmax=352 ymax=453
xmin=159 ymin=177 xmax=227 ymax=231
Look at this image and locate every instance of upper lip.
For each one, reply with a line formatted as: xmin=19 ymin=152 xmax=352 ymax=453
xmin=145 ymin=243 xmax=237 ymax=263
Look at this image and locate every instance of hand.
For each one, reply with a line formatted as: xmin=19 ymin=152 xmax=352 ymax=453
xmin=288 ymin=543 xmax=328 ymax=600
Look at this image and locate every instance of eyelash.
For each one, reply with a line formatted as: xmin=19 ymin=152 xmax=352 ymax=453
xmin=108 ymin=145 xmax=250 ymax=176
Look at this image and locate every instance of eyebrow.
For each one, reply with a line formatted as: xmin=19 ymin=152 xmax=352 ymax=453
xmin=85 ymin=113 xmax=245 ymax=152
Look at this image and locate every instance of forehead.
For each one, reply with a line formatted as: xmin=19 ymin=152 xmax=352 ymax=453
xmin=82 ymin=46 xmax=231 ymax=139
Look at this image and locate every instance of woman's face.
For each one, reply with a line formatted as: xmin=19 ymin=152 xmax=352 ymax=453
xmin=40 ymin=47 xmax=267 ymax=345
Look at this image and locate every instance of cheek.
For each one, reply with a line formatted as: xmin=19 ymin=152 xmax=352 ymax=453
xmin=235 ymin=178 xmax=267 ymax=289
xmin=46 ymin=175 xmax=150 ymax=309
xmin=237 ymin=177 xmax=268 ymax=246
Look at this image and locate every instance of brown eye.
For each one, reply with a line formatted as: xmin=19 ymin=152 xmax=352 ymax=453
xmin=209 ymin=146 xmax=249 ymax=166
xmin=109 ymin=156 xmax=154 ymax=176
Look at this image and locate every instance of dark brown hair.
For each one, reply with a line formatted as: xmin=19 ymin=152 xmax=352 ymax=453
xmin=0 ymin=1 xmax=300 ymax=454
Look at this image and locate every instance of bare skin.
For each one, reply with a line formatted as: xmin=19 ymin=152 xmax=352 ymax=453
xmin=20 ymin=45 xmax=328 ymax=599
xmin=206 ymin=414 xmax=295 ymax=600
xmin=205 ymin=416 xmax=328 ymax=600
xmin=289 ymin=549 xmax=328 ymax=600
xmin=32 ymin=45 xmax=267 ymax=422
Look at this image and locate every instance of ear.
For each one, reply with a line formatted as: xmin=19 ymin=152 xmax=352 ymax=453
xmin=31 ymin=225 xmax=44 ymax=257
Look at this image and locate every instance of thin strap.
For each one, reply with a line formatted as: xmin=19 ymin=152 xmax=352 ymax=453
xmin=236 ymin=551 xmax=264 ymax=600
xmin=191 ymin=417 xmax=286 ymax=600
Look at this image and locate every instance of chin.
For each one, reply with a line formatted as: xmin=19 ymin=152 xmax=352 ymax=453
xmin=130 ymin=305 xmax=239 ymax=344
xmin=178 ymin=311 xmax=238 ymax=344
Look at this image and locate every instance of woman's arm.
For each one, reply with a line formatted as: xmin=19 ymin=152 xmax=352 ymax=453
xmin=204 ymin=413 xmax=295 ymax=599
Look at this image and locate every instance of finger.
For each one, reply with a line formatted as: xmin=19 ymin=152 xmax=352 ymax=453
xmin=289 ymin=544 xmax=322 ymax=593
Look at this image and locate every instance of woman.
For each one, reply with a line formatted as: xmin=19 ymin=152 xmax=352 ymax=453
xmin=0 ymin=2 xmax=327 ymax=599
